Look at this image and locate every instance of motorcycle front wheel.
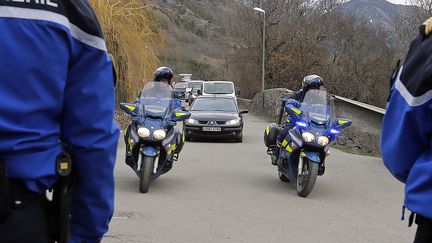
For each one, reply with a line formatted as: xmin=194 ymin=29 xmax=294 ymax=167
xmin=296 ymin=157 xmax=318 ymax=197
xmin=139 ymin=155 xmax=155 ymax=193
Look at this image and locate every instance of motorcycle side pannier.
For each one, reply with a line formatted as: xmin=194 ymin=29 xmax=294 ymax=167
xmin=264 ymin=123 xmax=280 ymax=147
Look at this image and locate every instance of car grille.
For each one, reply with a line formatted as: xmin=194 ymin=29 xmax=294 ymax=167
xmin=198 ymin=120 xmax=226 ymax=125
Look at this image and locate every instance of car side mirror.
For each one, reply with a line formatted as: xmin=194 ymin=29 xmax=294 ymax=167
xmin=171 ymin=111 xmax=191 ymax=122
xmin=239 ymin=109 xmax=248 ymax=115
xmin=236 ymin=89 xmax=241 ymax=96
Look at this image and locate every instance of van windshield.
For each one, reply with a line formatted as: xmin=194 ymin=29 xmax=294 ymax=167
xmin=204 ymin=83 xmax=234 ymax=94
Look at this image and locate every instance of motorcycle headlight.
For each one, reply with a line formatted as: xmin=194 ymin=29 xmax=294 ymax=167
xmin=153 ymin=129 xmax=167 ymax=140
xmin=186 ymin=118 xmax=199 ymax=125
xmin=302 ymin=132 xmax=315 ymax=143
xmin=137 ymin=127 xmax=150 ymax=138
xmin=317 ymin=136 xmax=329 ymax=146
xmin=226 ymin=118 xmax=241 ymax=126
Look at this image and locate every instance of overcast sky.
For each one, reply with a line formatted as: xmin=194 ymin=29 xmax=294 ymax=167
xmin=387 ymin=0 xmax=411 ymax=4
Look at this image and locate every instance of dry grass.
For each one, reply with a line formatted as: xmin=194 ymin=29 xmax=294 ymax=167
xmin=90 ymin=0 xmax=164 ymax=103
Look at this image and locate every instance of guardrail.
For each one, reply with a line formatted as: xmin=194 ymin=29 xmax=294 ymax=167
xmin=333 ymin=95 xmax=385 ymax=115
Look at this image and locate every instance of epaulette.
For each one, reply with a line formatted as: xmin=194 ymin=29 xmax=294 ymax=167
xmin=420 ymin=17 xmax=432 ymax=38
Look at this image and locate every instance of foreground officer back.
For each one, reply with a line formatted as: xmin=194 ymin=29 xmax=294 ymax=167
xmin=382 ymin=18 xmax=432 ymax=243
xmin=0 ymin=1 xmax=119 ymax=242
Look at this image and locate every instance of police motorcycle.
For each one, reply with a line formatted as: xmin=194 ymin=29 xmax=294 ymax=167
xmin=264 ymin=89 xmax=352 ymax=197
xmin=120 ymin=82 xmax=190 ymax=193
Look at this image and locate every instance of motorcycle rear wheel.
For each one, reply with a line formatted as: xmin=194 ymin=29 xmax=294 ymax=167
xmin=139 ymin=155 xmax=155 ymax=193
xmin=296 ymin=157 xmax=318 ymax=197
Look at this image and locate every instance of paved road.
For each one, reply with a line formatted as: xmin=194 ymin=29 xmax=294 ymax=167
xmin=105 ymin=113 xmax=414 ymax=243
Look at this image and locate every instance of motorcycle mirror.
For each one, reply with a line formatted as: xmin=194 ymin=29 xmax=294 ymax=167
xmin=171 ymin=111 xmax=191 ymax=122
xmin=120 ymin=103 xmax=138 ymax=117
xmin=333 ymin=118 xmax=352 ymax=129
xmin=285 ymin=106 xmax=302 ymax=123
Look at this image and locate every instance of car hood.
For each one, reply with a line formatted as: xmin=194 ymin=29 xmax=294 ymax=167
xmin=190 ymin=111 xmax=239 ymax=121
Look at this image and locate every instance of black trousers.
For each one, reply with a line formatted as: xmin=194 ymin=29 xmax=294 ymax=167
xmin=414 ymin=215 xmax=432 ymax=243
xmin=0 ymin=182 xmax=52 ymax=243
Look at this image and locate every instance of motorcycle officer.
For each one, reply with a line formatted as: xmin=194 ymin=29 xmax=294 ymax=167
xmin=277 ymin=75 xmax=324 ymax=125
xmin=0 ymin=1 xmax=119 ymax=242
xmin=382 ymin=18 xmax=432 ymax=243
xmin=272 ymin=75 xmax=324 ymax=165
xmin=125 ymin=67 xmax=184 ymax=167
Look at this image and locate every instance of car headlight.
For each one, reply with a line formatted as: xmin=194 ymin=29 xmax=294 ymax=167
xmin=137 ymin=127 xmax=150 ymax=138
xmin=153 ymin=129 xmax=166 ymax=140
xmin=302 ymin=132 xmax=315 ymax=143
xmin=317 ymin=136 xmax=329 ymax=146
xmin=186 ymin=118 xmax=199 ymax=125
xmin=226 ymin=118 xmax=241 ymax=126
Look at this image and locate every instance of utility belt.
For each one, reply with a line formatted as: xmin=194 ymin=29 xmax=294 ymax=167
xmin=0 ymin=153 xmax=73 ymax=243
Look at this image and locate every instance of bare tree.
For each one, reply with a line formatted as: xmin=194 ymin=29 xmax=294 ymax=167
xmin=226 ymin=0 xmax=397 ymax=107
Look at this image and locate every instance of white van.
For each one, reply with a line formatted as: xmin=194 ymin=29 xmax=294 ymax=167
xmin=185 ymin=80 xmax=204 ymax=96
xmin=202 ymin=81 xmax=236 ymax=98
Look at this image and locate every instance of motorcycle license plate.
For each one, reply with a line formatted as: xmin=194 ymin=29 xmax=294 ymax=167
xmin=202 ymin=127 xmax=221 ymax=132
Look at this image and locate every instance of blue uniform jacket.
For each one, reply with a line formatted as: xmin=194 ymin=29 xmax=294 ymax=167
xmin=0 ymin=1 xmax=119 ymax=242
xmin=382 ymin=26 xmax=432 ymax=220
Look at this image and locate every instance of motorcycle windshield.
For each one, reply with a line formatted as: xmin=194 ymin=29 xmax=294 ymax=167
xmin=299 ymin=89 xmax=335 ymax=127
xmin=139 ymin=82 xmax=172 ymax=118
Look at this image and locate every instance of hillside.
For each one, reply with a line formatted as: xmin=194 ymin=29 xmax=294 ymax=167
xmin=340 ymin=0 xmax=416 ymax=31
xmin=151 ymin=0 xmax=240 ymax=81
xmin=152 ymin=0 xmax=412 ymax=82
xmin=147 ymin=0 xmax=420 ymax=107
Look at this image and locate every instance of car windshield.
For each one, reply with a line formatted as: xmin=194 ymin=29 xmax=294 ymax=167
xmin=190 ymin=88 xmax=200 ymax=95
xmin=175 ymin=82 xmax=187 ymax=89
xmin=203 ymin=83 xmax=234 ymax=94
xmin=188 ymin=82 xmax=203 ymax=89
xmin=191 ymin=98 xmax=237 ymax=112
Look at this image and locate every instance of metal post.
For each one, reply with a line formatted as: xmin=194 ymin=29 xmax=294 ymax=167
xmin=262 ymin=12 xmax=265 ymax=94
xmin=261 ymin=12 xmax=266 ymax=111
xmin=253 ymin=7 xmax=266 ymax=112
